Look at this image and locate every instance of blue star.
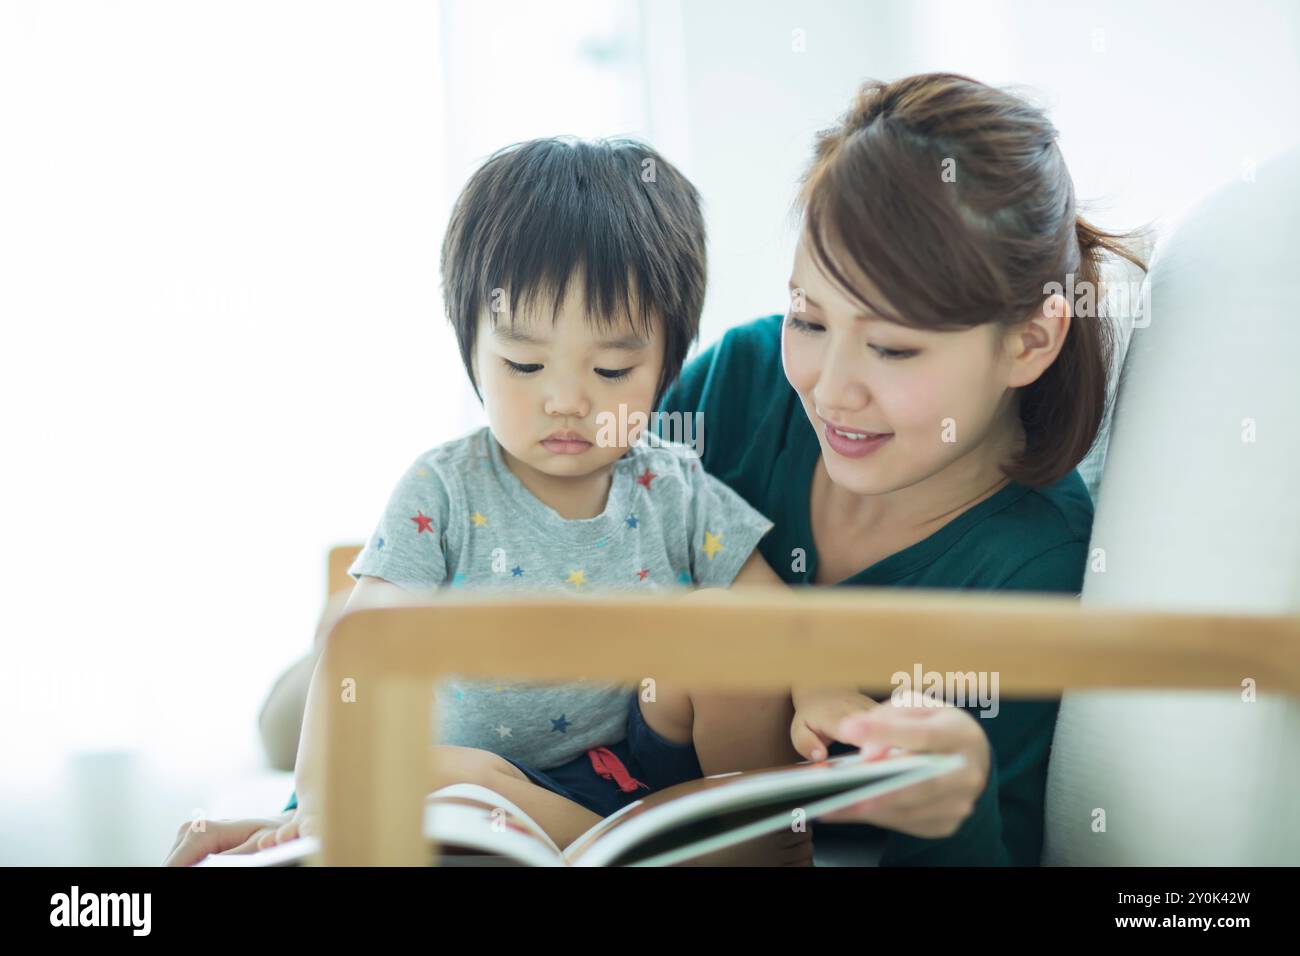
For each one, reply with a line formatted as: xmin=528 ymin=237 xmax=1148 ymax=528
xmin=511 ymin=565 xmax=524 ymax=577
xmin=377 ymin=537 xmax=385 ymax=550
xmin=551 ymin=714 xmax=570 ymax=733
xmin=594 ymin=537 xmax=608 ymax=548
xmin=625 ymin=514 xmax=638 ymax=529
xmin=451 ymin=572 xmax=467 ymax=588
xmin=677 ymin=569 xmax=692 ymax=585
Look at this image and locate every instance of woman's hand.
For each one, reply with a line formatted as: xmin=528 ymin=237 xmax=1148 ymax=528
xmin=162 ymin=809 xmax=317 ymax=866
xmin=814 ymin=691 xmax=991 ymax=839
xmin=790 ymin=687 xmax=888 ymax=762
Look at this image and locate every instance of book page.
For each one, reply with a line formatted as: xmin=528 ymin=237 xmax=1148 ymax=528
xmin=196 ymin=783 xmax=565 ymax=867
xmin=563 ymin=751 xmax=964 ymax=867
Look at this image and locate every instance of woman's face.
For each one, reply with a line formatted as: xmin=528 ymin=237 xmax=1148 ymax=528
xmin=781 ymin=234 xmax=1023 ymax=497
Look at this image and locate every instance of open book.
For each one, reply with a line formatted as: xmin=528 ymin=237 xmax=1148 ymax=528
xmin=196 ymin=749 xmax=964 ymax=867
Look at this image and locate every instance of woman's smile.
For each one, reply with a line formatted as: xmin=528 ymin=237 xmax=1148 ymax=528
xmin=822 ymin=421 xmax=892 ymax=459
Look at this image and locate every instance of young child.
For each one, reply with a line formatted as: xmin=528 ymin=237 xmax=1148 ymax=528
xmin=274 ymin=136 xmax=802 ymax=854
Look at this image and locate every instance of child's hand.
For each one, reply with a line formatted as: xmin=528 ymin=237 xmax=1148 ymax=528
xmin=244 ymin=809 xmax=319 ymax=850
xmin=790 ymin=688 xmax=888 ymax=762
xmin=164 ymin=812 xmax=295 ymax=866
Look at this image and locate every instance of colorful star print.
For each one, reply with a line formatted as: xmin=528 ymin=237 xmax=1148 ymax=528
xmin=625 ymin=514 xmax=638 ymax=529
xmin=551 ymin=715 xmax=570 ymax=733
xmin=636 ymin=568 xmax=650 ymax=581
xmin=470 ymin=511 xmax=488 ymax=527
xmin=411 ymin=512 xmax=435 ymax=533
xmin=636 ymin=467 xmax=658 ymax=491
xmin=702 ymin=530 xmax=723 ymax=560
xmin=565 ymin=569 xmax=587 ymax=587
xmin=511 ymin=565 xmax=524 ymax=577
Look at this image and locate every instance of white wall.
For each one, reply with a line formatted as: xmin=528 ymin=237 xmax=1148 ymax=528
xmin=656 ymin=0 xmax=1300 ymax=353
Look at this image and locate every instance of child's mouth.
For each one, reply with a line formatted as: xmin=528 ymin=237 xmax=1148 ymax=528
xmin=541 ymin=433 xmax=592 ymax=454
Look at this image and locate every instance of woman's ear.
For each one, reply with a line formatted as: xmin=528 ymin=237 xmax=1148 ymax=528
xmin=1005 ymin=293 xmax=1071 ymax=389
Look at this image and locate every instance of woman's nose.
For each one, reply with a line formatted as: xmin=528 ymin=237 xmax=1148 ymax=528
xmin=815 ymin=354 xmax=870 ymax=413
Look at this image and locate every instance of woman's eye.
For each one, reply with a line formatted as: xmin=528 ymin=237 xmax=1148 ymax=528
xmin=596 ymin=367 xmax=632 ymax=381
xmin=785 ymin=314 xmax=823 ymax=334
xmin=503 ymin=359 xmax=541 ymax=376
xmin=871 ymin=346 xmax=918 ymax=360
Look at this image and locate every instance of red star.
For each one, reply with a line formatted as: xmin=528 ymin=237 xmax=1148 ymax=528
xmin=410 ymin=511 xmax=435 ymax=533
xmin=636 ymin=568 xmax=650 ymax=581
xmin=636 ymin=467 xmax=658 ymax=491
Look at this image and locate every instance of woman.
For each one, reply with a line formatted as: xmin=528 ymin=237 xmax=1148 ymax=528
xmin=652 ymin=72 xmax=1147 ymax=865
xmin=165 ymin=72 xmax=1147 ymax=866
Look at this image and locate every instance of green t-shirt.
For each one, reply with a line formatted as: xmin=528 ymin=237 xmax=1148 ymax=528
xmin=654 ymin=314 xmax=1094 ymax=866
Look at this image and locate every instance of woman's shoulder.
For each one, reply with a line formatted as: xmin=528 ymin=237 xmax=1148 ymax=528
xmin=969 ymin=470 xmax=1095 ymax=594
xmin=656 ymin=314 xmax=788 ymax=465
xmin=659 ymin=314 xmax=784 ymax=408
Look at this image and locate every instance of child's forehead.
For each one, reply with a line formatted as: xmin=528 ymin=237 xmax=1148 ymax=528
xmin=482 ymin=297 xmax=657 ymax=346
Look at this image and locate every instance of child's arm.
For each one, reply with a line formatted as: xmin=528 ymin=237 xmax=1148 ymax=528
xmin=292 ymin=575 xmax=414 ymax=816
xmin=729 ymin=548 xmax=785 ymax=589
xmin=718 ymin=552 xmax=881 ymax=759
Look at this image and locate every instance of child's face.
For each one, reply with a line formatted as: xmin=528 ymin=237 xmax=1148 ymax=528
xmin=472 ymin=280 xmax=665 ymax=480
xmin=781 ymin=233 xmax=1023 ymax=497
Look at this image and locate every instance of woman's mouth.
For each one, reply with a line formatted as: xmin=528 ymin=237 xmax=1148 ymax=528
xmin=822 ymin=422 xmax=892 ymax=458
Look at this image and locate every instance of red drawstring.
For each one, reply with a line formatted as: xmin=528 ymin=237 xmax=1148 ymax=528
xmin=587 ymin=746 xmax=649 ymax=793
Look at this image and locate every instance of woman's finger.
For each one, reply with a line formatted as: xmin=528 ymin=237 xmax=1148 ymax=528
xmin=818 ymin=793 xmax=975 ymax=835
xmin=840 ymin=704 xmax=985 ymax=761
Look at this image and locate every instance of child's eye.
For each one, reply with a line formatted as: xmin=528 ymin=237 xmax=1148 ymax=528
xmin=503 ymin=359 xmax=541 ymax=376
xmin=596 ymin=367 xmax=633 ymax=381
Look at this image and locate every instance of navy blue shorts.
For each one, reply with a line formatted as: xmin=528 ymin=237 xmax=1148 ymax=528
xmin=498 ymin=691 xmax=703 ymax=818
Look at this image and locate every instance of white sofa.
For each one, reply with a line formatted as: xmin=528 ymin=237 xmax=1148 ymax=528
xmin=1043 ymin=145 xmax=1300 ymax=865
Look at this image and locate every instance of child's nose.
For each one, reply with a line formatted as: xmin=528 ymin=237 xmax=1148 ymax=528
xmin=544 ymin=387 xmax=590 ymax=419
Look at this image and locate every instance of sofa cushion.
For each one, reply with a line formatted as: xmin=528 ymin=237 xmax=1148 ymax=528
xmin=1044 ymin=147 xmax=1300 ymax=865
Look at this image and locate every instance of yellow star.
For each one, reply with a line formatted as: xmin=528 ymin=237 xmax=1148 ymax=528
xmin=416 ymin=467 xmax=428 ymax=477
xmin=565 ymin=569 xmax=587 ymax=587
xmin=702 ymin=531 xmax=723 ymax=560
xmin=471 ymin=511 xmax=488 ymax=527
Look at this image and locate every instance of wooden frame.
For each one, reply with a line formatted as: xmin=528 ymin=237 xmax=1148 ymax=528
xmin=304 ymin=549 xmax=1300 ymax=865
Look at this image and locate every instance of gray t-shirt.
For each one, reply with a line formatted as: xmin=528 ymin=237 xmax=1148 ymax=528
xmin=347 ymin=425 xmax=775 ymax=770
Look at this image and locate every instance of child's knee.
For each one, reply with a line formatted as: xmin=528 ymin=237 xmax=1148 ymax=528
xmin=432 ymin=745 xmax=527 ymax=788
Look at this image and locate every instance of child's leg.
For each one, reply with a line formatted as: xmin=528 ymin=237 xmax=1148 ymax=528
xmin=430 ymin=745 xmax=602 ymax=849
xmin=638 ymin=687 xmax=813 ymax=866
xmin=639 ymin=685 xmax=800 ymax=775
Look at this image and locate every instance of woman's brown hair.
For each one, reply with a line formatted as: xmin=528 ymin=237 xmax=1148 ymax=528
xmin=795 ymin=73 xmax=1150 ymax=488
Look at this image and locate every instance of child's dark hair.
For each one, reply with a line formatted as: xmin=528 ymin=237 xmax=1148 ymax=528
xmin=795 ymin=73 xmax=1151 ymax=488
xmin=441 ymin=136 xmax=707 ymax=408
